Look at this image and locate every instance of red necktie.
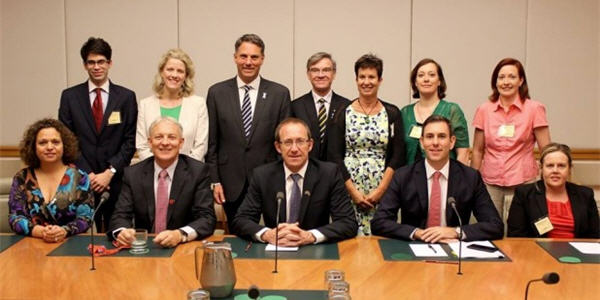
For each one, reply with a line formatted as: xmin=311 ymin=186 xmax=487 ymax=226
xmin=154 ymin=169 xmax=169 ymax=233
xmin=92 ymin=88 xmax=103 ymax=132
xmin=427 ymin=171 xmax=442 ymax=227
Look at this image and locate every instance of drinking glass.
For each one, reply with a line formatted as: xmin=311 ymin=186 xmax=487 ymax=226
xmin=129 ymin=229 xmax=149 ymax=254
xmin=324 ymin=269 xmax=345 ymax=288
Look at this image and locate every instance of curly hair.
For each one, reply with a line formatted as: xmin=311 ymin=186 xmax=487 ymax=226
xmin=152 ymin=48 xmax=195 ymax=98
xmin=19 ymin=118 xmax=79 ymax=168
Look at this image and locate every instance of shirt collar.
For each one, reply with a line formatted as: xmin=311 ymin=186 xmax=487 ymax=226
xmin=88 ymin=79 xmax=110 ymax=94
xmin=424 ymin=159 xmax=449 ymax=180
xmin=493 ymin=96 xmax=524 ymax=112
xmin=311 ymin=90 xmax=332 ymax=104
xmin=236 ymin=75 xmax=261 ymax=91
xmin=154 ymin=157 xmax=179 ymax=181
xmin=283 ymin=160 xmax=309 ymax=180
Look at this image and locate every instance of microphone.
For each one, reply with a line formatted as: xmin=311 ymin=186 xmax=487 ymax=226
xmin=247 ymin=285 xmax=260 ymax=299
xmin=448 ymin=197 xmax=463 ymax=275
xmin=525 ymin=272 xmax=559 ymax=300
xmin=273 ymin=192 xmax=284 ymax=274
xmin=90 ymin=192 xmax=110 ymax=271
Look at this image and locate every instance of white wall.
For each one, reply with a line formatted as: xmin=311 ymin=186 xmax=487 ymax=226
xmin=1 ymin=0 xmax=598 ymax=148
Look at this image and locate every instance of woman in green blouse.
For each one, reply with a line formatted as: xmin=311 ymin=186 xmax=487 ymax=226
xmin=401 ymin=58 xmax=469 ymax=165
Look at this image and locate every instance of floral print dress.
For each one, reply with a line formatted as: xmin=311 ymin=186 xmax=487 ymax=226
xmin=8 ymin=166 xmax=94 ymax=236
xmin=344 ymin=106 xmax=388 ymax=235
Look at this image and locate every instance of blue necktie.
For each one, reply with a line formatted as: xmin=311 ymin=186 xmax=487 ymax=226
xmin=241 ymin=85 xmax=252 ymax=140
xmin=288 ymin=173 xmax=302 ymax=223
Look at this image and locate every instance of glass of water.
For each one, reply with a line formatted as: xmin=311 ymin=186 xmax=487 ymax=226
xmin=324 ymin=269 xmax=345 ymax=289
xmin=328 ymin=280 xmax=350 ymax=299
xmin=129 ymin=229 xmax=149 ymax=254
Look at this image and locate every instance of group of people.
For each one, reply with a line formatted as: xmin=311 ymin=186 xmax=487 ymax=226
xmin=8 ymin=34 xmax=599 ymax=248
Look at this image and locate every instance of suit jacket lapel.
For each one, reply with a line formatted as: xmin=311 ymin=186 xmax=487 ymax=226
xmin=227 ymin=78 xmax=246 ymax=142
xmin=415 ymin=162 xmax=429 ymax=218
xmin=446 ymin=161 xmax=458 ymax=223
xmin=101 ymin=81 xmax=119 ymax=134
xmin=249 ymin=78 xmax=269 ymax=142
xmin=298 ymin=161 xmax=318 ymax=225
xmin=274 ymin=164 xmax=287 ymax=223
xmin=78 ymin=82 xmax=98 ymax=134
xmin=303 ymin=93 xmax=320 ymax=141
xmin=142 ymin=160 xmax=156 ymax=228
xmin=167 ymin=156 xmax=187 ymax=226
xmin=566 ymin=183 xmax=583 ymax=235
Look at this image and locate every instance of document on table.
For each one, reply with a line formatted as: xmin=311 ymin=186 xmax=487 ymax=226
xmin=569 ymin=242 xmax=600 ymax=255
xmin=409 ymin=244 xmax=447 ymax=257
xmin=448 ymin=241 xmax=504 ymax=258
xmin=265 ymin=244 xmax=299 ymax=252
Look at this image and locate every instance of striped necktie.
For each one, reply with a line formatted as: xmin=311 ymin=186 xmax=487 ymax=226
xmin=288 ymin=173 xmax=302 ymax=223
xmin=317 ymin=98 xmax=327 ymax=145
xmin=241 ymin=85 xmax=253 ymax=140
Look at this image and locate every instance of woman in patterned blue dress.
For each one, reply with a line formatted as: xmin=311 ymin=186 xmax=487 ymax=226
xmin=328 ymin=54 xmax=406 ymax=235
xmin=8 ymin=119 xmax=94 ymax=242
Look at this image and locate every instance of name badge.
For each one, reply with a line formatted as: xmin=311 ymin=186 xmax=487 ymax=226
xmin=497 ymin=124 xmax=515 ymax=138
xmin=409 ymin=124 xmax=422 ymax=139
xmin=108 ymin=111 xmax=121 ymax=125
xmin=534 ymin=216 xmax=554 ymax=235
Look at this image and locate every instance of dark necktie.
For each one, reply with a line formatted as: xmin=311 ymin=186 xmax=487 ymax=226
xmin=241 ymin=85 xmax=253 ymax=140
xmin=288 ymin=173 xmax=302 ymax=223
xmin=317 ymin=98 xmax=327 ymax=145
xmin=92 ymin=88 xmax=103 ymax=132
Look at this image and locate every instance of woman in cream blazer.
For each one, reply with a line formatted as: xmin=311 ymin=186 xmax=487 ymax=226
xmin=136 ymin=49 xmax=208 ymax=161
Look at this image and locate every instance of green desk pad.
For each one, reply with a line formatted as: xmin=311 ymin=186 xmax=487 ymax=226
xmin=536 ymin=241 xmax=600 ymax=264
xmin=378 ymin=239 xmax=510 ymax=262
xmin=48 ymin=235 xmax=175 ymax=257
xmin=0 ymin=235 xmax=25 ymax=253
xmin=223 ymin=237 xmax=339 ymax=260
xmin=217 ymin=289 xmax=327 ymax=300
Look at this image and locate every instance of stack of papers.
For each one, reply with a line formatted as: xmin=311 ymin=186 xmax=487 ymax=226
xmin=409 ymin=244 xmax=447 ymax=257
xmin=265 ymin=244 xmax=299 ymax=252
xmin=569 ymin=242 xmax=600 ymax=255
xmin=447 ymin=241 xmax=504 ymax=258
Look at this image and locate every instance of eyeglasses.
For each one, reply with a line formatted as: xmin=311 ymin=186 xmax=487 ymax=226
xmin=279 ymin=138 xmax=310 ymax=148
xmin=85 ymin=59 xmax=109 ymax=67
xmin=309 ymin=67 xmax=334 ymax=74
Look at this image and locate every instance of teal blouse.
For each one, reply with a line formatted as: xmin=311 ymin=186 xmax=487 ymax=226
xmin=160 ymin=105 xmax=182 ymax=121
xmin=400 ymin=99 xmax=469 ymax=165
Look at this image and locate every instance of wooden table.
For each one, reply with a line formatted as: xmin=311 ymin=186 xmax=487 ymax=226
xmin=0 ymin=235 xmax=598 ymax=299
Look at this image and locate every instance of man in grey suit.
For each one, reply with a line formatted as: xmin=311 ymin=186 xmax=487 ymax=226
xmin=206 ymin=34 xmax=291 ymax=227
xmin=291 ymin=52 xmax=349 ymax=161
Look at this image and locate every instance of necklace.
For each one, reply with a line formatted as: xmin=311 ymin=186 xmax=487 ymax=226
xmin=357 ymin=99 xmax=378 ymax=124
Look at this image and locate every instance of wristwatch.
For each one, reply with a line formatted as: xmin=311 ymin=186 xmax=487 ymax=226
xmin=210 ymin=183 xmax=221 ymax=191
xmin=109 ymin=166 xmax=117 ymax=174
xmin=178 ymin=229 xmax=188 ymax=243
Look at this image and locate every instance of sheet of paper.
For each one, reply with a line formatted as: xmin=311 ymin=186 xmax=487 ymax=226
xmin=569 ymin=242 xmax=600 ymax=255
xmin=447 ymin=240 xmax=504 ymax=259
xmin=409 ymin=244 xmax=447 ymax=257
xmin=265 ymin=244 xmax=299 ymax=252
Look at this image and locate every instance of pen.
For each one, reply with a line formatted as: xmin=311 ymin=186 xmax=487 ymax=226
xmin=245 ymin=241 xmax=253 ymax=252
xmin=425 ymin=260 xmax=457 ymax=265
xmin=428 ymin=244 xmax=437 ymax=254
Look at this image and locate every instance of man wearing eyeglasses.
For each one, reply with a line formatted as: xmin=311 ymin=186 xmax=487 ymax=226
xmin=291 ymin=52 xmax=349 ymax=161
xmin=58 ymin=37 xmax=137 ymax=232
xmin=231 ymin=118 xmax=357 ymax=246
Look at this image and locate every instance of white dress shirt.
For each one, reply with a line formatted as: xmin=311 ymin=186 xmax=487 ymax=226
xmin=87 ymin=80 xmax=109 ymax=112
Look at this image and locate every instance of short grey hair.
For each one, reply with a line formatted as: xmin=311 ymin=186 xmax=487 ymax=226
xmin=274 ymin=117 xmax=312 ymax=142
xmin=148 ymin=116 xmax=184 ymax=137
xmin=306 ymin=52 xmax=336 ymax=71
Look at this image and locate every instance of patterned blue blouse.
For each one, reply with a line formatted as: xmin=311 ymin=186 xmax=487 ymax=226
xmin=8 ymin=166 xmax=94 ymax=236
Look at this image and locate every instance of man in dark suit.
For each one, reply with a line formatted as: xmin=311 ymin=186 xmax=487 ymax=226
xmin=371 ymin=115 xmax=503 ymax=242
xmin=206 ymin=34 xmax=291 ymax=226
xmin=231 ymin=118 xmax=357 ymax=246
xmin=108 ymin=117 xmax=216 ymax=248
xmin=291 ymin=52 xmax=349 ymax=161
xmin=58 ymin=37 xmax=137 ymax=232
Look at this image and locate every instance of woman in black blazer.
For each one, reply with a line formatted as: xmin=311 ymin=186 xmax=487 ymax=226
xmin=507 ymin=143 xmax=599 ymax=238
xmin=328 ymin=54 xmax=406 ymax=235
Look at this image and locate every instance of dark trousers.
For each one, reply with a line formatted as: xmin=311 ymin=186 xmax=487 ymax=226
xmin=222 ymin=181 xmax=249 ymax=232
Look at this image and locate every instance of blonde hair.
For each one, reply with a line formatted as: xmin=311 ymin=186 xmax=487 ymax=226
xmin=152 ymin=48 xmax=195 ymax=97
